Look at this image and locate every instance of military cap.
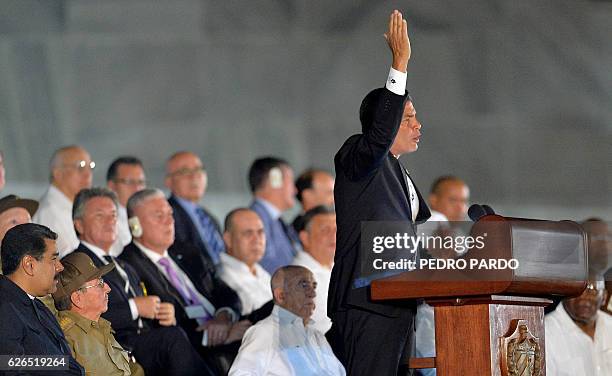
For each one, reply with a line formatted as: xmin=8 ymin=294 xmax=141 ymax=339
xmin=53 ymin=252 xmax=114 ymax=302
xmin=0 ymin=194 xmax=38 ymax=216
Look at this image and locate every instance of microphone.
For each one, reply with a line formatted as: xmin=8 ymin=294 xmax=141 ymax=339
xmin=468 ymin=204 xmax=487 ymax=222
xmin=482 ymin=205 xmax=496 ymax=215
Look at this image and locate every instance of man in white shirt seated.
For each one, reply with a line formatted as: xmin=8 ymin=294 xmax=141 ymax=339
xmin=219 ymin=208 xmax=273 ymax=315
xmin=546 ymin=280 xmax=612 ymax=376
xmin=292 ymin=205 xmax=336 ymax=333
xmin=230 ymin=265 xmax=345 ymax=375
xmin=106 ymin=156 xmax=147 ymax=256
xmin=34 ymin=145 xmax=95 ymax=257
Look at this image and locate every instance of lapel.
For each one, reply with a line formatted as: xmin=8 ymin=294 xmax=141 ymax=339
xmin=169 ymin=195 xmax=207 ymax=252
xmin=390 ymin=155 xmax=432 ymax=225
xmin=128 ymin=243 xmax=188 ymax=307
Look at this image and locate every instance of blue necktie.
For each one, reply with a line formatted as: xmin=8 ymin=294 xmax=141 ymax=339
xmin=195 ymin=207 xmax=225 ymax=264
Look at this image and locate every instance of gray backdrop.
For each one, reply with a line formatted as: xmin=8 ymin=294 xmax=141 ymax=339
xmin=1 ymin=0 xmax=610 ymax=221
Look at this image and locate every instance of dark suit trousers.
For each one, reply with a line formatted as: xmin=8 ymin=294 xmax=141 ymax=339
xmin=125 ymin=326 xmax=214 ymax=376
xmin=329 ymin=307 xmax=416 ymax=376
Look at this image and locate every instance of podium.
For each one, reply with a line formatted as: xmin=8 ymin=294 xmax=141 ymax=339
xmin=370 ymin=216 xmax=588 ymax=376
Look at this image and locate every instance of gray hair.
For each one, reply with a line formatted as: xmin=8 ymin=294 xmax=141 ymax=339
xmin=72 ymin=187 xmax=119 ymax=221
xmin=126 ymin=188 xmax=166 ymax=218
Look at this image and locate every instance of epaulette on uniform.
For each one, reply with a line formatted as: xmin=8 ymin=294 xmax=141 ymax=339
xmin=59 ymin=315 xmax=76 ymax=332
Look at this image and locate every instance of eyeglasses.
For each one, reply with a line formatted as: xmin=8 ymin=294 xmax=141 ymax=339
xmin=79 ymin=278 xmax=104 ymax=291
xmin=168 ymin=166 xmax=205 ymax=178
xmin=62 ymin=160 xmax=96 ymax=171
xmin=114 ymin=178 xmax=147 ymax=186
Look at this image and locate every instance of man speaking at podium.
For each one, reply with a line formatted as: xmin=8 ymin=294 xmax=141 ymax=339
xmin=328 ymin=10 xmax=431 ymax=376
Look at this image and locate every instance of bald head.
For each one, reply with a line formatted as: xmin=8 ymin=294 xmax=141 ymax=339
xmin=429 ymin=176 xmax=469 ymax=221
xmin=271 ymin=265 xmax=317 ymax=323
xmin=164 ymin=151 xmax=207 ymax=202
xmin=50 ymin=146 xmax=94 ymax=201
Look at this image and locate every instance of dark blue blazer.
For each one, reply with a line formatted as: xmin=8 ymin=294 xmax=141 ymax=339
xmin=0 ymin=275 xmax=84 ymax=375
xmin=168 ymin=195 xmax=222 ymax=264
xmin=71 ymin=243 xmax=147 ymax=345
xmin=329 ymin=88 xmax=431 ymax=318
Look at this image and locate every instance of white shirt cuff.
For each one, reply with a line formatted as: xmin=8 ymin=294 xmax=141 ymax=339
xmin=385 ymin=67 xmax=407 ymax=96
xmin=128 ymin=298 xmax=139 ymax=320
xmin=216 ymin=307 xmax=238 ymax=322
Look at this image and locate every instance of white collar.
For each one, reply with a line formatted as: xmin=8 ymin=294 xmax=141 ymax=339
xmin=47 ymin=184 xmax=73 ymax=208
xmin=133 ymin=240 xmax=169 ymax=264
xmin=274 ymin=304 xmax=315 ymax=327
xmin=81 ymin=241 xmax=111 ymax=262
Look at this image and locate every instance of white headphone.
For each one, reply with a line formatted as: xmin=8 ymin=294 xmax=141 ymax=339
xmin=269 ymin=167 xmax=283 ymax=189
xmin=128 ymin=217 xmax=143 ymax=238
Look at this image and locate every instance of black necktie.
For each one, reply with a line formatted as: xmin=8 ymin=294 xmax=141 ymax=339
xmin=278 ymin=218 xmax=302 ymax=254
xmin=104 ymin=255 xmax=135 ymax=296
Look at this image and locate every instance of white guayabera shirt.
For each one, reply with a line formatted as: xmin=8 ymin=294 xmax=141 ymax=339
xmin=229 ymin=305 xmax=346 ymax=376
xmin=545 ymin=304 xmax=612 ymax=376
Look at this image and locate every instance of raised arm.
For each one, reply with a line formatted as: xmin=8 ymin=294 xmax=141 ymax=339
xmin=336 ymin=10 xmax=412 ymax=180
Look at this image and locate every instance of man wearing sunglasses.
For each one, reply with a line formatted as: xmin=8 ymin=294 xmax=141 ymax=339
xmin=34 ymin=145 xmax=95 ymax=258
xmin=53 ymin=252 xmax=145 ymax=375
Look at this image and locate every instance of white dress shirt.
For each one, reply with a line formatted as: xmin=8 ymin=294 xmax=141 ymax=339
xmin=109 ymin=205 xmax=131 ymax=257
xmin=292 ymin=251 xmax=332 ymax=334
xmin=219 ymin=252 xmax=272 ymax=315
xmin=546 ymin=304 xmax=612 ymax=376
xmin=229 ymin=305 xmax=345 ymax=376
xmin=33 ymin=185 xmax=79 ymax=258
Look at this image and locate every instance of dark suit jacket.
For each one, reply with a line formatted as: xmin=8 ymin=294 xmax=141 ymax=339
xmin=71 ymin=243 xmax=147 ymax=345
xmin=0 ymin=275 xmax=84 ymax=375
xmin=329 ymin=88 xmax=431 ymax=318
xmin=168 ymin=195 xmax=222 ymax=263
xmin=119 ymin=241 xmax=241 ymax=340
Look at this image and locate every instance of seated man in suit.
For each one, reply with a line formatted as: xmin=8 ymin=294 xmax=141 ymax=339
xmin=546 ymin=279 xmax=611 ymax=375
xmin=120 ymin=188 xmax=256 ymax=374
xmin=219 ymin=208 xmax=273 ymax=315
xmin=52 ymin=252 xmax=144 ymax=376
xmin=292 ymin=168 xmax=335 ymax=233
xmin=34 ymin=145 xmax=95 ymax=257
xmin=106 ymin=156 xmax=147 ymax=257
xmin=0 ymin=223 xmax=84 ymax=375
xmin=69 ymin=187 xmax=211 ymax=376
xmin=230 ymin=265 xmax=345 ymax=375
xmin=248 ymin=157 xmax=301 ymax=274
xmin=165 ymin=151 xmax=225 ymax=265
xmin=292 ymin=205 xmax=336 ymax=334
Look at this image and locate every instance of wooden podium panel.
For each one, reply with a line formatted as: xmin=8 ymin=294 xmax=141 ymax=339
xmin=429 ymin=296 xmax=549 ymax=376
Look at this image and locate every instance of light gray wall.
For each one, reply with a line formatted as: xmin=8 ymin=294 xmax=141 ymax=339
xmin=0 ymin=0 xmax=610 ymax=221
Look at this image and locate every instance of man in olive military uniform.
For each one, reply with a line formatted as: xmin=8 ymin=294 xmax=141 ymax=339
xmin=53 ymin=251 xmax=144 ymax=376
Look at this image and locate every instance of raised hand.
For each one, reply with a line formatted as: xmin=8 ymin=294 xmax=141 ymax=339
xmin=383 ymin=10 xmax=410 ymax=72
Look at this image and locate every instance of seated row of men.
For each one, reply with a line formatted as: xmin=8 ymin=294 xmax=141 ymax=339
xmin=0 ymin=190 xmax=344 ymax=375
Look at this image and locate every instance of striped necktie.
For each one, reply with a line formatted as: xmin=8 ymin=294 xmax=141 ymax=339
xmin=195 ymin=207 xmax=225 ymax=263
